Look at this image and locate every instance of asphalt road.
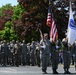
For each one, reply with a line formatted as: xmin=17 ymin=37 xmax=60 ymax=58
xmin=0 ymin=64 xmax=76 ymax=75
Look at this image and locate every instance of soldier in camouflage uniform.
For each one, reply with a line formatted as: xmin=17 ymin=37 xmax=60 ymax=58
xmin=62 ymin=38 xmax=71 ymax=74
xmin=27 ymin=43 xmax=30 ymax=65
xmin=1 ymin=40 xmax=9 ymax=66
xmin=21 ymin=40 xmax=27 ymax=66
xmin=14 ymin=41 xmax=21 ymax=67
xmin=35 ymin=44 xmax=40 ymax=67
xmin=71 ymin=40 xmax=76 ymax=71
xmin=30 ymin=41 xmax=36 ymax=66
xmin=50 ymin=39 xmax=61 ymax=74
xmin=40 ymin=33 xmax=51 ymax=74
xmin=9 ymin=40 xmax=15 ymax=66
xmin=0 ymin=41 xmax=2 ymax=64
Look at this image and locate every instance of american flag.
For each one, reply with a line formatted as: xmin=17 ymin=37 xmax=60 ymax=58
xmin=46 ymin=5 xmax=52 ymax=27
xmin=46 ymin=5 xmax=58 ymax=42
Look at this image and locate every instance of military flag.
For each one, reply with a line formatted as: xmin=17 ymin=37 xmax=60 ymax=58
xmin=67 ymin=1 xmax=76 ymax=45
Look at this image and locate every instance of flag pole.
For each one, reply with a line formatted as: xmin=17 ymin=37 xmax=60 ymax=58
xmin=71 ymin=0 xmax=76 ymax=68
xmin=49 ymin=0 xmax=52 ymax=24
xmin=49 ymin=0 xmax=52 ymax=40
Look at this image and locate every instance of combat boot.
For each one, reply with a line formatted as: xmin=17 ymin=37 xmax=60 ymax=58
xmin=66 ymin=69 xmax=71 ymax=74
xmin=53 ymin=68 xmax=58 ymax=74
xmin=64 ymin=69 xmax=67 ymax=74
xmin=64 ymin=69 xmax=71 ymax=74
xmin=42 ymin=69 xmax=47 ymax=74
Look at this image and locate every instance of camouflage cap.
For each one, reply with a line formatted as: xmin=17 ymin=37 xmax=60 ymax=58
xmin=0 ymin=41 xmax=3 ymax=43
xmin=3 ymin=40 xmax=6 ymax=43
xmin=12 ymin=40 xmax=15 ymax=42
xmin=27 ymin=43 xmax=30 ymax=46
xmin=16 ymin=40 xmax=19 ymax=43
xmin=22 ymin=40 xmax=25 ymax=43
xmin=32 ymin=41 xmax=35 ymax=43
xmin=44 ymin=33 xmax=48 ymax=37
xmin=62 ymin=38 xmax=66 ymax=42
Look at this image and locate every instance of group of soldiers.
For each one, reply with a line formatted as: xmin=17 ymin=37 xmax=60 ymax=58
xmin=38 ymin=33 xmax=76 ymax=74
xmin=0 ymin=33 xmax=76 ymax=74
xmin=0 ymin=40 xmax=41 ymax=67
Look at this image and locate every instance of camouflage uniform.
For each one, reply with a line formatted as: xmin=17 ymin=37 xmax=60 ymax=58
xmin=35 ymin=45 xmax=40 ymax=67
xmin=62 ymin=38 xmax=71 ymax=74
xmin=1 ymin=40 xmax=9 ymax=66
xmin=30 ymin=41 xmax=36 ymax=66
xmin=14 ymin=41 xmax=21 ymax=67
xmin=21 ymin=40 xmax=27 ymax=66
xmin=9 ymin=40 xmax=15 ymax=66
xmin=40 ymin=33 xmax=51 ymax=74
xmin=51 ymin=39 xmax=61 ymax=74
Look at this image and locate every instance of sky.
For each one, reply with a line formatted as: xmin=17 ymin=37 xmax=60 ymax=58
xmin=0 ymin=0 xmax=18 ymax=7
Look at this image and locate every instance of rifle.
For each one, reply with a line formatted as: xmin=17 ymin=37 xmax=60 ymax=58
xmin=39 ymin=29 xmax=44 ymax=41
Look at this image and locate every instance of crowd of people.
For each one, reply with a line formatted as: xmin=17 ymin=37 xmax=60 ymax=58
xmin=0 ymin=33 xmax=76 ymax=74
xmin=0 ymin=40 xmax=41 ymax=67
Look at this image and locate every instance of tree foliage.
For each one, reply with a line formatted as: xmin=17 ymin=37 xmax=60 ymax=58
xmin=12 ymin=4 xmax=26 ymax=20
xmin=0 ymin=4 xmax=13 ymax=30
xmin=0 ymin=21 xmax=18 ymax=41
xmin=17 ymin=0 xmax=76 ymax=40
xmin=0 ymin=0 xmax=76 ymax=42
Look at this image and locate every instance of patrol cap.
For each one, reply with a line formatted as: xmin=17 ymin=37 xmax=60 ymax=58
xmin=3 ymin=40 xmax=6 ymax=43
xmin=22 ymin=40 xmax=25 ymax=43
xmin=44 ymin=33 xmax=48 ymax=37
xmin=12 ymin=40 xmax=15 ymax=42
xmin=0 ymin=41 xmax=3 ymax=44
xmin=32 ymin=41 xmax=35 ymax=43
xmin=27 ymin=43 xmax=30 ymax=46
xmin=62 ymin=38 xmax=66 ymax=42
xmin=16 ymin=40 xmax=19 ymax=43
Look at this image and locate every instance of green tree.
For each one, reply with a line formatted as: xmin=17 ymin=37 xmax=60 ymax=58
xmin=12 ymin=4 xmax=26 ymax=20
xmin=0 ymin=21 xmax=18 ymax=41
xmin=17 ymin=0 xmax=76 ymax=41
xmin=0 ymin=0 xmax=76 ymax=42
xmin=0 ymin=4 xmax=12 ymax=17
xmin=0 ymin=4 xmax=13 ymax=30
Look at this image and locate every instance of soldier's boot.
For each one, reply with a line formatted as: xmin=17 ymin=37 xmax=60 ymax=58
xmin=37 ymin=63 xmax=40 ymax=67
xmin=53 ymin=68 xmax=58 ymax=74
xmin=66 ymin=68 xmax=71 ymax=74
xmin=42 ymin=68 xmax=47 ymax=74
xmin=64 ymin=68 xmax=71 ymax=74
xmin=64 ymin=69 xmax=67 ymax=74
